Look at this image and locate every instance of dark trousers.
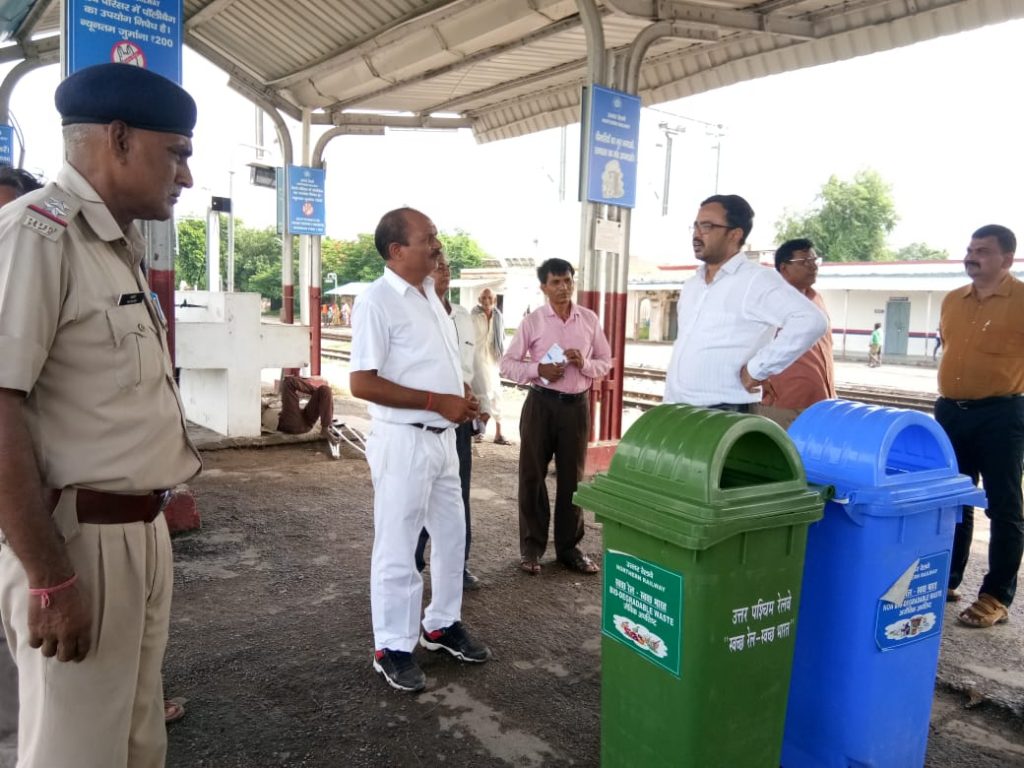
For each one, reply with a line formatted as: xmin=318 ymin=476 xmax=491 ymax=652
xmin=935 ymin=396 xmax=1024 ymax=606
xmin=518 ymin=389 xmax=589 ymax=561
xmin=277 ymin=376 xmax=333 ymax=434
xmin=415 ymin=421 xmax=473 ymax=571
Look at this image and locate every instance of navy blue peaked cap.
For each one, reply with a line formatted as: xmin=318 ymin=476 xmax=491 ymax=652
xmin=55 ymin=63 xmax=197 ymax=137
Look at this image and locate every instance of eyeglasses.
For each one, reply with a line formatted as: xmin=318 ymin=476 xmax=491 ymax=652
xmin=788 ymin=256 xmax=821 ymax=266
xmin=690 ymin=221 xmax=734 ymax=234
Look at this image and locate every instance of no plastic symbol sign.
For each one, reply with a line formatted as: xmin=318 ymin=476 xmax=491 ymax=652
xmin=112 ymin=40 xmax=146 ymax=67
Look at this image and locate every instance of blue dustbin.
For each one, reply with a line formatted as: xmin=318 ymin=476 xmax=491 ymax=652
xmin=781 ymin=400 xmax=985 ymax=768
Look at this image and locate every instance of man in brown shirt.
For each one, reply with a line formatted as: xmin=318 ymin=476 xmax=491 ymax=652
xmin=0 ymin=64 xmax=201 ymax=766
xmin=935 ymin=224 xmax=1024 ymax=629
xmin=760 ymin=239 xmax=836 ymax=428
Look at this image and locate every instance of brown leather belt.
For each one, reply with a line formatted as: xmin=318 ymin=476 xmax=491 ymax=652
xmin=46 ymin=488 xmax=171 ymax=525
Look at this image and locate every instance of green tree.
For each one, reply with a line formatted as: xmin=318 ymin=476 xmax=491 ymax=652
xmin=335 ymin=233 xmax=386 ymax=285
xmin=233 ymin=225 xmax=282 ymax=295
xmin=321 ymin=237 xmax=347 ymax=289
xmin=891 ymin=242 xmax=949 ymax=261
xmin=775 ymin=170 xmax=898 ymax=262
xmin=175 ymin=218 xmax=208 ymax=289
xmin=439 ymin=229 xmax=487 ymax=276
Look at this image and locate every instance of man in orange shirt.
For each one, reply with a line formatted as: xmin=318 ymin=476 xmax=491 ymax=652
xmin=759 ymin=239 xmax=836 ymax=428
xmin=936 ymin=224 xmax=1024 ymax=628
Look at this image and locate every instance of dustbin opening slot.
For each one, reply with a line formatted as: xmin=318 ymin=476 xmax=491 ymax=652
xmin=719 ymin=431 xmax=798 ymax=489
xmin=884 ymin=424 xmax=951 ymax=476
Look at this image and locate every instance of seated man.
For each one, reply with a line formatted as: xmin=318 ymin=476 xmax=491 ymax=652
xmin=277 ymin=375 xmax=335 ymax=438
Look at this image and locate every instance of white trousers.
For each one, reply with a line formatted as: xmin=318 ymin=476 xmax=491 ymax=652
xmin=0 ymin=510 xmax=172 ymax=768
xmin=366 ymin=421 xmax=465 ymax=652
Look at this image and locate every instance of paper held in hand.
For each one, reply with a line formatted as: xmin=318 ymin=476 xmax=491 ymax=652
xmin=540 ymin=342 xmax=567 ymax=385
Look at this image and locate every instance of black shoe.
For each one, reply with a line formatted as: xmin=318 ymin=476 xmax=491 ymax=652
xmin=420 ymin=621 xmax=490 ymax=662
xmin=463 ymin=569 xmax=482 ymax=591
xmin=373 ymin=649 xmax=426 ymax=692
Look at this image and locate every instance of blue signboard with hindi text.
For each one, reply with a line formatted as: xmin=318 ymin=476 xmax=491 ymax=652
xmin=65 ymin=0 xmax=183 ymax=83
xmin=0 ymin=126 xmax=12 ymax=167
xmin=875 ymin=551 xmax=949 ymax=651
xmin=287 ymin=165 xmax=326 ymax=236
xmin=586 ymin=85 xmax=641 ymax=208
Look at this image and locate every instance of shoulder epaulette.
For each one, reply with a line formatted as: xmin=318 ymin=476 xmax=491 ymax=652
xmin=20 ymin=183 xmax=82 ymax=242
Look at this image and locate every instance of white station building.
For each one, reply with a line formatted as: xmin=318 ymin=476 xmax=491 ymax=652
xmin=461 ymin=256 xmax=1024 ymax=362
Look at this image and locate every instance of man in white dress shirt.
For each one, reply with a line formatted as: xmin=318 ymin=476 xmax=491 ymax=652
xmin=414 ymin=253 xmax=484 ymax=590
xmin=663 ymin=194 xmax=827 ymax=410
xmin=350 ymin=208 xmax=491 ymax=693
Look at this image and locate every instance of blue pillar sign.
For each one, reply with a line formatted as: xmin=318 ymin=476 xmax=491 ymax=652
xmin=586 ymin=85 xmax=641 ymax=208
xmin=0 ymin=126 xmax=12 ymax=167
xmin=66 ymin=0 xmax=183 ymax=83
xmin=287 ymin=165 xmax=326 ymax=236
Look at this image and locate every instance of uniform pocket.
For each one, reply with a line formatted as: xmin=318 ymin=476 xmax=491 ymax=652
xmin=106 ymin=304 xmax=161 ymax=388
xmin=977 ymin=326 xmax=1024 ymax=356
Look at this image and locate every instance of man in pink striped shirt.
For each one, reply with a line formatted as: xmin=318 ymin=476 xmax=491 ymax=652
xmin=500 ymin=258 xmax=611 ymax=576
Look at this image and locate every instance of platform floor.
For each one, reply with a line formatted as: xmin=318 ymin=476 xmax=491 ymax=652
xmin=3 ymin=361 xmax=1023 ymax=767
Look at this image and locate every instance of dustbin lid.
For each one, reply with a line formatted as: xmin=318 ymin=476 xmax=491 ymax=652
xmin=788 ymin=399 xmax=985 ymax=512
xmin=789 ymin=399 xmax=955 ymax=488
xmin=575 ymin=405 xmax=824 ymax=550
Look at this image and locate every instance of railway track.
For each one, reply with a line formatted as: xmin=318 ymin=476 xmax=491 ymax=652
xmin=322 ymin=346 xmax=937 ymax=413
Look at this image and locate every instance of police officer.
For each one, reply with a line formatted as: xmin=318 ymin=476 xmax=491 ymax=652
xmin=0 ymin=64 xmax=201 ymax=768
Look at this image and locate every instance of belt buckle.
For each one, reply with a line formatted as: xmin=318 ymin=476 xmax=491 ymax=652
xmin=156 ymin=490 xmax=173 ymax=513
xmin=955 ymin=400 xmax=970 ymax=410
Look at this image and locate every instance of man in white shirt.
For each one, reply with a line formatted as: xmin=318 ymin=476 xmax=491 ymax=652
xmin=414 ymin=253 xmax=484 ymax=590
xmin=664 ymin=194 xmax=827 ymax=410
xmin=350 ymin=208 xmax=491 ymax=693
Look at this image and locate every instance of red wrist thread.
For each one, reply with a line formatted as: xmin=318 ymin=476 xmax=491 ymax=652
xmin=29 ymin=573 xmax=78 ymax=609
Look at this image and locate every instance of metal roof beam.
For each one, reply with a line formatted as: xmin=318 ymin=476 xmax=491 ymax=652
xmin=227 ymin=74 xmax=303 ymax=121
xmin=606 ymin=0 xmax=816 ymax=39
xmin=0 ymin=34 xmax=59 ymax=65
xmin=267 ymin=0 xmax=484 ymax=89
xmin=187 ymin=0 xmax=243 ymax=31
xmin=324 ymin=13 xmax=589 ymax=112
xmin=15 ymin=0 xmax=56 ymax=43
xmin=185 ymin=33 xmax=303 ymax=119
xmin=329 ymin=112 xmax=473 ymax=130
xmin=424 ymin=55 xmax=588 ymax=114
xmin=625 ymin=20 xmax=720 ymax=89
xmin=420 ymin=25 xmax=713 ymax=116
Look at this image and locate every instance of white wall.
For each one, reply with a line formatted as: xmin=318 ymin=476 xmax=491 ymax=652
xmin=818 ymin=288 xmax=942 ymax=358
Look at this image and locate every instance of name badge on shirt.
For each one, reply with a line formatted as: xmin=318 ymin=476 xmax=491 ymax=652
xmin=117 ymin=292 xmax=146 ymax=306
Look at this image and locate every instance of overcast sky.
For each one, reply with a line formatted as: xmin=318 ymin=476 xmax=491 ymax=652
xmin=6 ymin=17 xmax=1022 ymax=266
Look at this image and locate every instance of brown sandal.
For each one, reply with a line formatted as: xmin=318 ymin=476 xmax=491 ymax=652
xmin=520 ymin=559 xmax=541 ymax=576
xmin=957 ymin=593 xmax=1009 ymax=628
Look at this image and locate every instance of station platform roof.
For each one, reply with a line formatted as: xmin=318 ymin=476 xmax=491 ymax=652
xmin=3 ymin=0 xmax=1021 ymax=145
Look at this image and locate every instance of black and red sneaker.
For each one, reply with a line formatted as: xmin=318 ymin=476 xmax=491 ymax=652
xmin=372 ymin=649 xmax=426 ymax=692
xmin=419 ymin=621 xmax=490 ymax=663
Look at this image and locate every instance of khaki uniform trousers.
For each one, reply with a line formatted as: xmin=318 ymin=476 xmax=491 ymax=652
xmin=0 ymin=509 xmax=173 ymax=768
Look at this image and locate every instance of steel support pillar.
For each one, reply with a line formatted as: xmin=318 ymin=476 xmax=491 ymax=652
xmin=245 ymin=96 xmax=295 ymax=324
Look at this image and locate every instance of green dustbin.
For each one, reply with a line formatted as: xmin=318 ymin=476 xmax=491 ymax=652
xmin=574 ymin=404 xmax=824 ymax=768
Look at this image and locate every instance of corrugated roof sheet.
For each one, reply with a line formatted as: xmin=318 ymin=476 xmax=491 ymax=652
xmin=11 ymin=0 xmax=1024 ymax=143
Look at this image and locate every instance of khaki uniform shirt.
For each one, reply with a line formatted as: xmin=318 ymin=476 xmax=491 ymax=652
xmin=0 ymin=163 xmax=200 ymax=492
xmin=938 ymin=273 xmax=1024 ymax=400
